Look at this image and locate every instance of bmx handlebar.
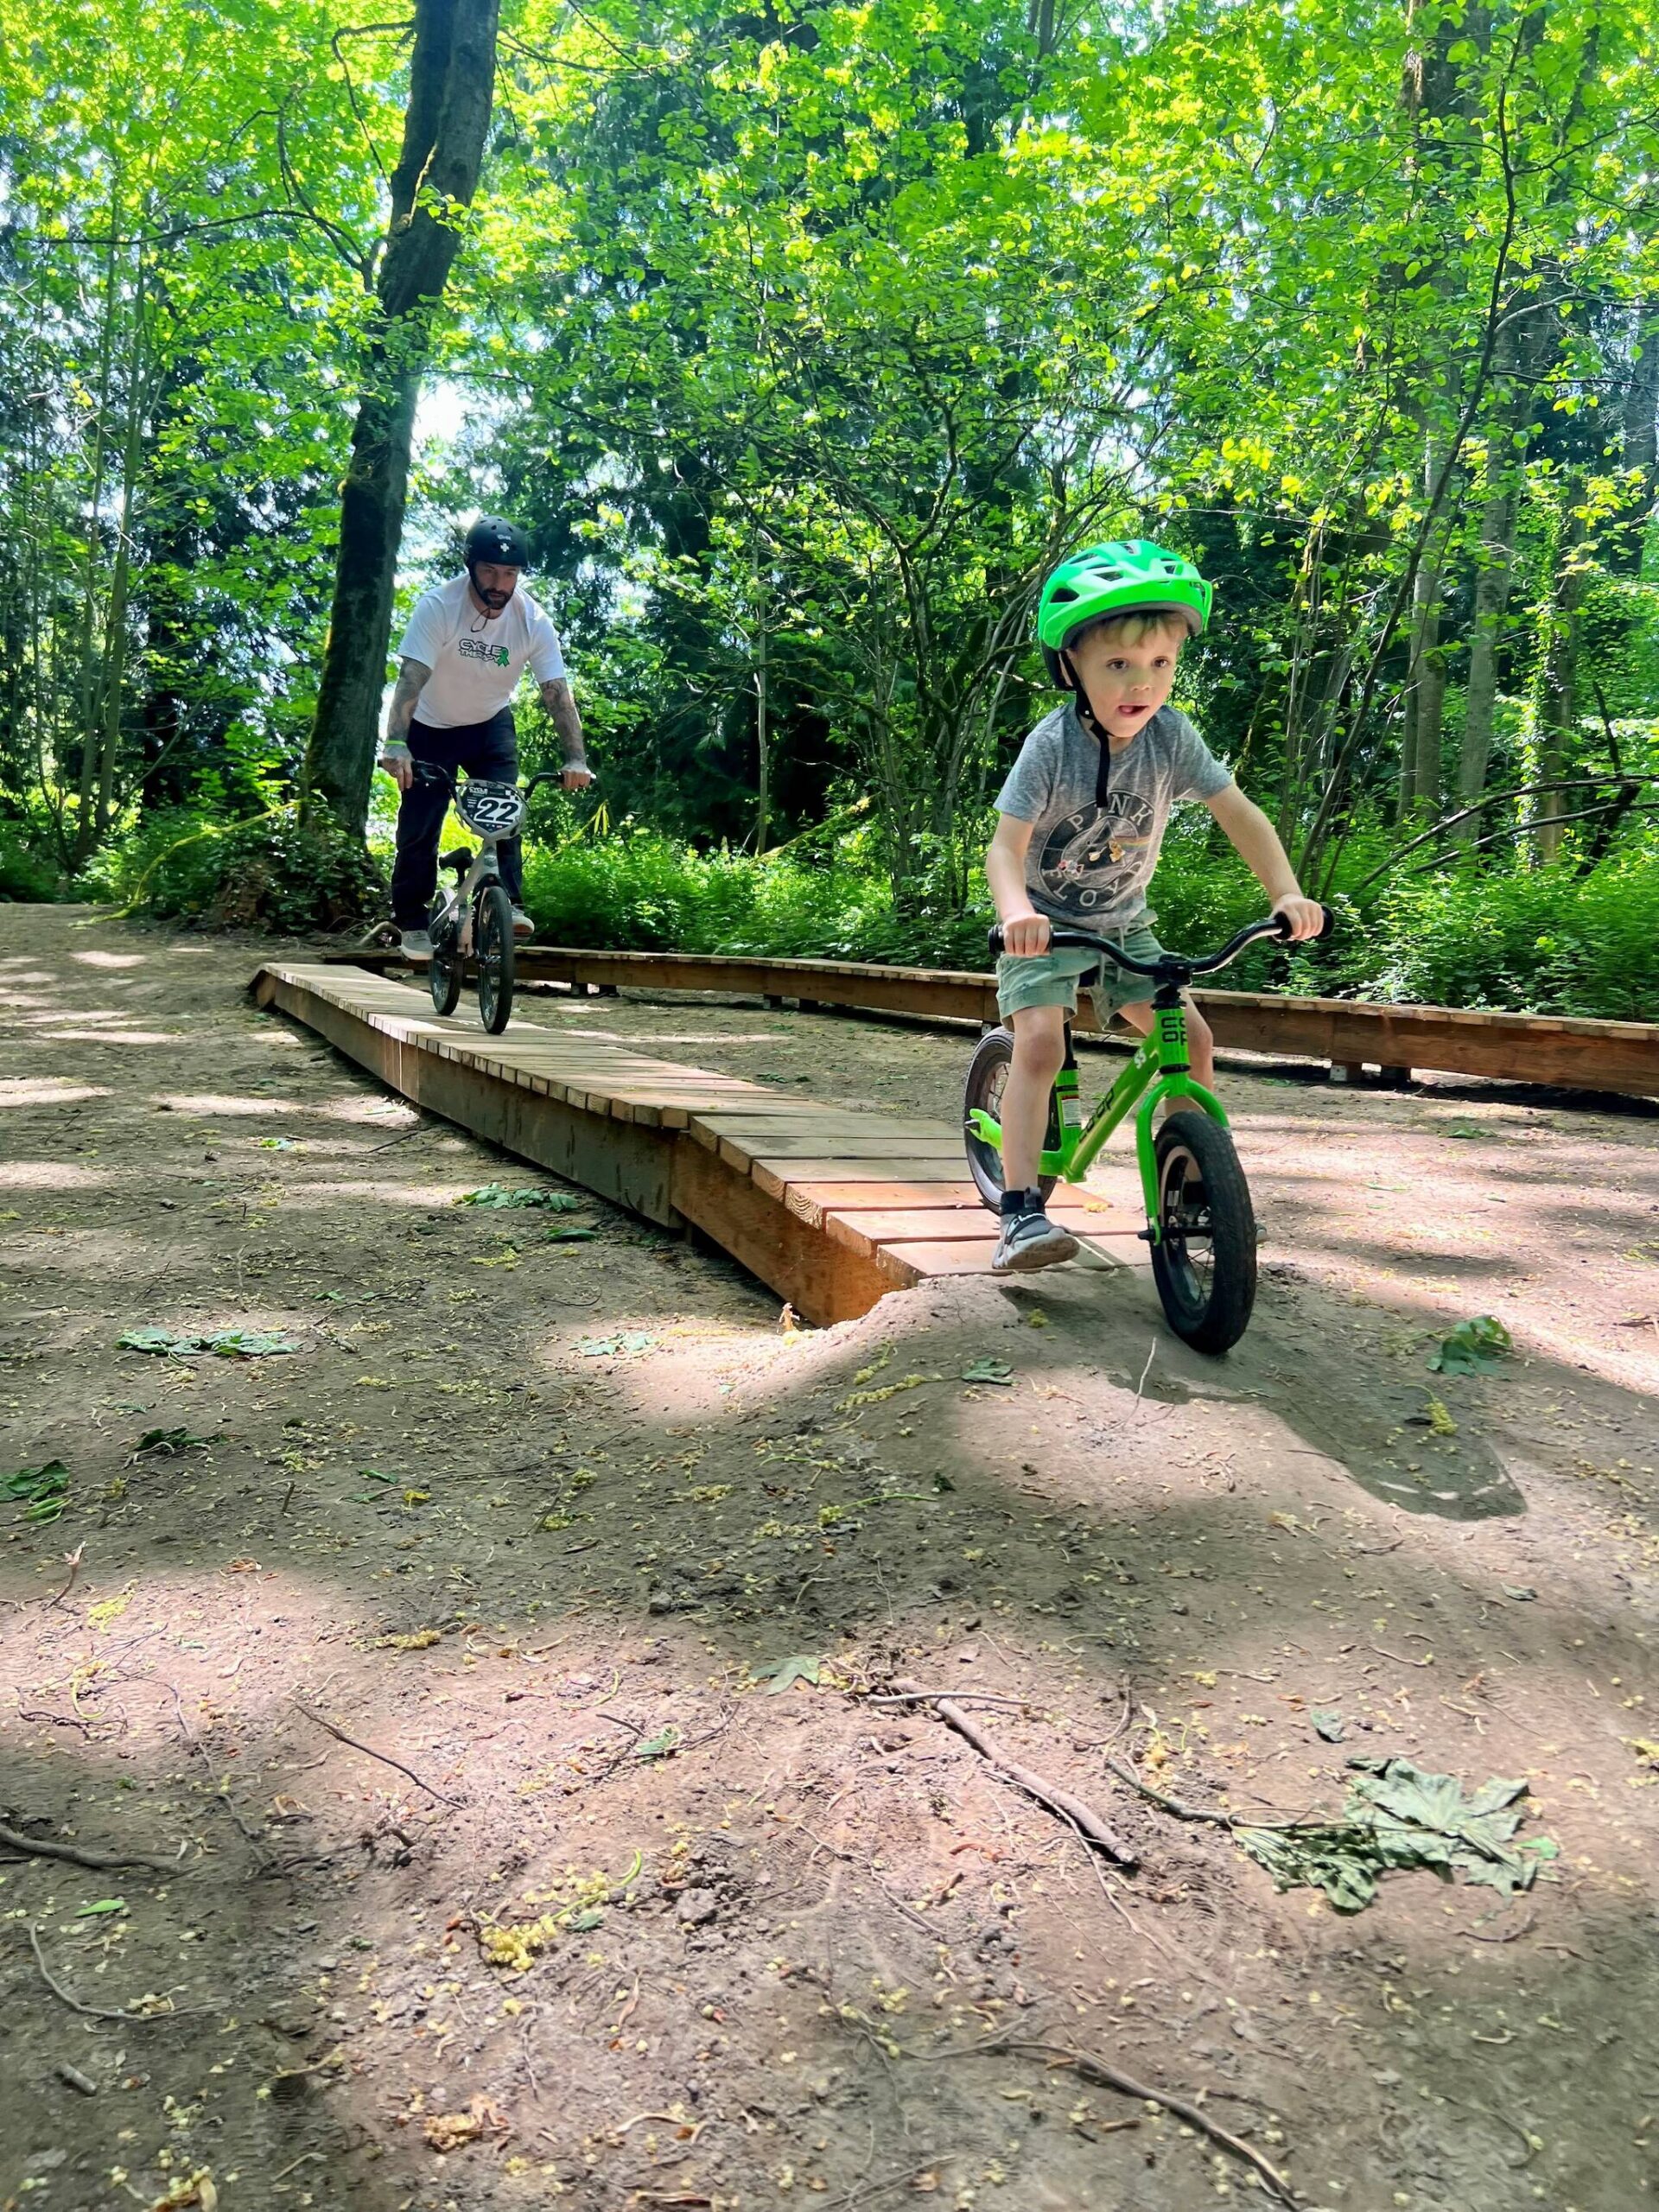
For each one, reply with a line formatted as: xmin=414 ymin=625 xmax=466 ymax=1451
xmin=987 ymin=906 xmax=1336 ymax=976
xmin=412 ymin=764 xmax=570 ymax=800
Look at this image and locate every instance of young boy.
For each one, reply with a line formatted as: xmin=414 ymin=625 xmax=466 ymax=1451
xmin=985 ymin=539 xmax=1325 ymax=1272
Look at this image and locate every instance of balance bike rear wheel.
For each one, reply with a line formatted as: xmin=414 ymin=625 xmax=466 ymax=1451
xmin=476 ymin=884 xmax=515 ymax=1034
xmin=1148 ymin=1109 xmax=1256 ymax=1354
xmin=963 ymin=1026 xmax=1058 ymax=1210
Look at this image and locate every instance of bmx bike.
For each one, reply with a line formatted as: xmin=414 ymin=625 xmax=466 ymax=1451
xmin=418 ymin=766 xmax=565 ymax=1036
xmin=964 ymin=908 xmax=1334 ymax=1354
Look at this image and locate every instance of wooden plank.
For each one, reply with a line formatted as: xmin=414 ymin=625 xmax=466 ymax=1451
xmin=668 ymin=1129 xmax=893 ymax=1326
xmin=782 ymin=1179 xmax=985 ymax=1222
xmin=750 ymin=1156 xmax=989 ymax=1198
xmin=874 ymin=1241 xmax=1000 ymax=1286
xmin=715 ymin=1128 xmax=963 ymax=1159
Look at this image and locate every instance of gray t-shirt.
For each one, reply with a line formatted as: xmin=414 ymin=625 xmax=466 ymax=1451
xmin=995 ymin=702 xmax=1232 ymax=933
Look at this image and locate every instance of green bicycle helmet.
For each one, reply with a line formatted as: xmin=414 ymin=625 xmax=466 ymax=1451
xmin=1037 ymin=539 xmax=1212 ymax=685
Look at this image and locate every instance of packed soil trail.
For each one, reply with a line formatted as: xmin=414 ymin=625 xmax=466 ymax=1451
xmin=3 ymin=905 xmax=1658 ymax=2212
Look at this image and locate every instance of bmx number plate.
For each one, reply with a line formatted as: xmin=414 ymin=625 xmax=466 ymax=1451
xmin=455 ymin=779 xmax=525 ymax=838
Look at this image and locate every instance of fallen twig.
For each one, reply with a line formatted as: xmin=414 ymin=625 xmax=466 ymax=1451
xmin=27 ymin=1924 xmax=188 ymax=2023
xmin=45 ymin=1544 xmax=86 ymax=1611
xmin=863 ymin=1688 xmax=1030 ymax=1712
xmin=291 ymin=1697 xmax=460 ymax=1806
xmin=894 ymin=1680 xmax=1136 ymax=1868
xmin=1103 ymin=1755 xmax=1234 ymax=1828
xmin=1103 ymin=1757 xmax=1308 ymax=1834
xmin=1457 ymin=1907 xmax=1536 ymax=1946
xmin=1132 ymin=1339 xmax=1157 ymax=1407
xmin=990 ymin=2038 xmax=1302 ymax=2206
xmin=365 ymin=1120 xmax=427 ymax=1154
xmin=780 ymin=1817 xmax=937 ymax=1936
xmin=0 ymin=1819 xmax=178 ymax=1873
xmin=167 ymin=1685 xmax=274 ymax=1866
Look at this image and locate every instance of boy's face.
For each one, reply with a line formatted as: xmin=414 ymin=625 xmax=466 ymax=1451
xmin=1068 ymin=619 xmax=1185 ymax=743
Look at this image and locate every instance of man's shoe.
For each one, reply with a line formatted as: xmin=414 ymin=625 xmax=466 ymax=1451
xmin=992 ymin=1205 xmax=1079 ymax=1273
xmin=511 ymin=906 xmax=535 ymax=939
xmin=399 ymin=929 xmax=434 ymax=963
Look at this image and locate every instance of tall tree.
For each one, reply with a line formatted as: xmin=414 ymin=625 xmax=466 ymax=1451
xmin=303 ymin=0 xmax=501 ymax=833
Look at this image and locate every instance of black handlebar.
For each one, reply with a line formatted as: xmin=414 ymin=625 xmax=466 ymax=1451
xmin=413 ymin=764 xmax=573 ymax=798
xmin=987 ymin=905 xmax=1336 ymax=976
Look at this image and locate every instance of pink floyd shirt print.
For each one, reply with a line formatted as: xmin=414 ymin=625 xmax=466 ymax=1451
xmin=1038 ymin=792 xmax=1158 ymax=916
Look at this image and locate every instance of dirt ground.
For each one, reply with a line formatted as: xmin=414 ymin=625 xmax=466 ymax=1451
xmin=3 ymin=903 xmax=1658 ymax=2212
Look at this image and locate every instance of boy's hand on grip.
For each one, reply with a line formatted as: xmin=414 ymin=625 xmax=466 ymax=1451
xmin=1000 ymin=911 xmax=1052 ymax=957
xmin=1271 ymin=894 xmax=1326 ymax=943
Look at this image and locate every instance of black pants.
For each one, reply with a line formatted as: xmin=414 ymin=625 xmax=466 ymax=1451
xmin=391 ymin=709 xmax=524 ymax=927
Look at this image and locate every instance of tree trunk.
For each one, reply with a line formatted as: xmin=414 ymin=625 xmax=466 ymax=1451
xmin=1535 ymin=502 xmax=1589 ymax=862
xmin=1609 ymin=299 xmax=1659 ymax=580
xmin=1400 ymin=460 xmax=1446 ymax=820
xmin=303 ymin=0 xmax=501 ymax=833
xmin=754 ymin=575 xmax=769 ymax=855
xmin=1459 ymin=310 xmax=1552 ymax=813
xmin=73 ymin=209 xmax=123 ymax=855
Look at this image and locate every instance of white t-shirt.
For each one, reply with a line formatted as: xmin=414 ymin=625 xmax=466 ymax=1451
xmin=397 ymin=575 xmax=568 ymax=731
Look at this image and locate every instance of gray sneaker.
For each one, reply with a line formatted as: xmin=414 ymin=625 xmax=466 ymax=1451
xmin=399 ymin=929 xmax=434 ymax=962
xmin=992 ymin=1207 xmax=1079 ymax=1273
xmin=511 ymin=906 xmax=535 ymax=939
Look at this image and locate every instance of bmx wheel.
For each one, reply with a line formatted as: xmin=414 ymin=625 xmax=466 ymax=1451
xmin=477 ymin=884 xmax=515 ymax=1034
xmin=427 ymin=896 xmax=463 ymax=1017
xmin=963 ymin=1026 xmax=1058 ymax=1210
xmin=1149 ymin=1109 xmax=1256 ymax=1354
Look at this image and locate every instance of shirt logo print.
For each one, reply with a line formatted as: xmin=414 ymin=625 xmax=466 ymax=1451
xmin=458 ymin=637 xmax=512 ymax=668
xmin=1038 ymin=794 xmax=1156 ymax=913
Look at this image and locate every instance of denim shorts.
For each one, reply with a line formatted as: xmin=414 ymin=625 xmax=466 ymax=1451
xmin=995 ymin=924 xmax=1166 ymax=1023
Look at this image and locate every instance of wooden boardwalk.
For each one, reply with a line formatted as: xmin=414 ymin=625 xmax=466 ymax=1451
xmin=328 ymin=943 xmax=1659 ymax=1098
xmin=251 ymin=963 xmax=1136 ymax=1326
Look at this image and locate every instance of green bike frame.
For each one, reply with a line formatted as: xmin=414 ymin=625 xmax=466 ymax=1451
xmin=966 ymin=998 xmax=1228 ymax=1247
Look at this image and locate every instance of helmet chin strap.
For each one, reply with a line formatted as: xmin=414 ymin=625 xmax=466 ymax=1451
xmin=1058 ymin=649 xmax=1113 ymax=810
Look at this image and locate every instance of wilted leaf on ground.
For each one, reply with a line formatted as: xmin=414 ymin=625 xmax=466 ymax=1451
xmin=455 ymin=1185 xmax=577 ymax=1211
xmin=753 ymin=1654 xmax=822 ymax=1694
xmin=5 ymin=1460 xmax=69 ymax=1521
xmin=1428 ymin=1315 xmax=1512 ymax=1376
xmin=961 ymin=1358 xmax=1014 ymax=1385
xmin=75 ymin=1897 xmax=127 ymax=1916
xmin=577 ymin=1331 xmax=655 ymax=1357
xmin=633 ymin=1726 xmax=682 ymax=1761
xmin=543 ymin=1225 xmax=598 ymax=1242
xmin=1312 ymin=1708 xmax=1346 ymax=1742
xmin=118 ymin=1327 xmax=299 ymax=1359
xmin=257 ymin=1136 xmax=296 ymax=1151
xmin=1236 ymin=1756 xmax=1556 ymax=1913
xmin=129 ymin=1427 xmax=217 ymax=1461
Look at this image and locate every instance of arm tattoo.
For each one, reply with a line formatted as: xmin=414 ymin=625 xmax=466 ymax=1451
xmin=541 ymin=677 xmax=585 ymax=760
xmin=385 ymin=658 xmax=431 ymax=744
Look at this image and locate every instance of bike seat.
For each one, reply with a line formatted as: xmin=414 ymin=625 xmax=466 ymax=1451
xmin=441 ymin=848 xmax=473 ymax=874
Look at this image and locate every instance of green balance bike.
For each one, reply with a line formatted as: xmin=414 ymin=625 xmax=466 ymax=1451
xmin=965 ymin=910 xmax=1334 ymax=1354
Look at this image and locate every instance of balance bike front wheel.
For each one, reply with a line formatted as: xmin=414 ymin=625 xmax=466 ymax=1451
xmin=963 ymin=1026 xmax=1058 ymax=1209
xmin=1148 ymin=1109 xmax=1256 ymax=1354
xmin=476 ymin=884 xmax=515 ymax=1034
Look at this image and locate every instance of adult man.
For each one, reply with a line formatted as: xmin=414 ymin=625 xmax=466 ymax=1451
xmin=377 ymin=516 xmax=593 ymax=960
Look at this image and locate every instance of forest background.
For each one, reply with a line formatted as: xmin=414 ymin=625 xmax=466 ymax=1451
xmin=4 ymin=0 xmax=1659 ymax=1020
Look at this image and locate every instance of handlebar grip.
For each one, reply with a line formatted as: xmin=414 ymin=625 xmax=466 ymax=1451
xmin=988 ymin=924 xmax=1006 ymax=958
xmin=1274 ymin=904 xmax=1338 ymax=942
